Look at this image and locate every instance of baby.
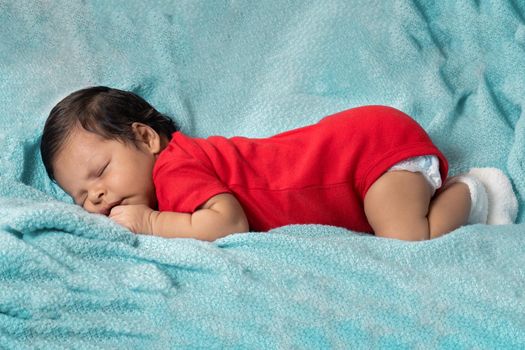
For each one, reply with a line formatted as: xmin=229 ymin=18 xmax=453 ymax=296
xmin=40 ymin=86 xmax=518 ymax=241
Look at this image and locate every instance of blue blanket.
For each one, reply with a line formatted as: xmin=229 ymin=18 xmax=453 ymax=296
xmin=1 ymin=0 xmax=524 ymax=348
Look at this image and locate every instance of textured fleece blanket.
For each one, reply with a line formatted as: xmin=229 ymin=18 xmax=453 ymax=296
xmin=1 ymin=0 xmax=524 ymax=348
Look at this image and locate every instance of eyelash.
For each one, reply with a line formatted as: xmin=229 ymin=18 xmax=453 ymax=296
xmin=98 ymin=163 xmax=108 ymax=177
xmin=77 ymin=163 xmax=108 ymax=206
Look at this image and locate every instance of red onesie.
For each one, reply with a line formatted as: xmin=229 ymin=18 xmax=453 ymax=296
xmin=152 ymin=105 xmax=448 ymax=233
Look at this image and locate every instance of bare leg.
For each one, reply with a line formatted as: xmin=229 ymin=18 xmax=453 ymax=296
xmin=364 ymin=171 xmax=470 ymax=241
xmin=428 ymin=182 xmax=470 ymax=238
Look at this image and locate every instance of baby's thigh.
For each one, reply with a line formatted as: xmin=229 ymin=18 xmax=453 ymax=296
xmin=363 ymin=171 xmax=433 ymax=240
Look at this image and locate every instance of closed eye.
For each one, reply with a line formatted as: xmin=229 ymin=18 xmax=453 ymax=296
xmin=98 ymin=163 xmax=108 ymax=177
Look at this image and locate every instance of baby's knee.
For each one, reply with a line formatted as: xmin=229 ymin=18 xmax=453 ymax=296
xmin=373 ymin=217 xmax=430 ymax=241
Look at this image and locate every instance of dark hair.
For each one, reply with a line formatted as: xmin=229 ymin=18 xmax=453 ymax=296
xmin=40 ymin=86 xmax=179 ymax=182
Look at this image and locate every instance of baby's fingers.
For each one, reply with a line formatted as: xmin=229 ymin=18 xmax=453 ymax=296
xmin=108 ymin=212 xmax=131 ymax=230
xmin=109 ymin=205 xmax=124 ymax=217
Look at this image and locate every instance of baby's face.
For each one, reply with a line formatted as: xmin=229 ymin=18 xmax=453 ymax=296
xmin=52 ymin=126 xmax=159 ymax=216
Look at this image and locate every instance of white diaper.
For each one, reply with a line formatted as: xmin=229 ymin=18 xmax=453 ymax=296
xmin=387 ymin=155 xmax=442 ymax=196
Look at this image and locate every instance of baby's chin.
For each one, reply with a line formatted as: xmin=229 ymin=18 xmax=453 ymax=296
xmin=148 ymin=197 xmax=159 ymax=211
xmin=145 ymin=192 xmax=159 ymax=210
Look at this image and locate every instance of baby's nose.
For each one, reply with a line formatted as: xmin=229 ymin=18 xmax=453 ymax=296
xmin=88 ymin=188 xmax=106 ymax=203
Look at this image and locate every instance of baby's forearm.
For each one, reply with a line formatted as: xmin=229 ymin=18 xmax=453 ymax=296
xmin=148 ymin=209 xmax=241 ymax=241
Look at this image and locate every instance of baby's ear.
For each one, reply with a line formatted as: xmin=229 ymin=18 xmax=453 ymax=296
xmin=131 ymin=122 xmax=162 ymax=154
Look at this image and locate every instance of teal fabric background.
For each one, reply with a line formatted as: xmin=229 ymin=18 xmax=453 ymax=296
xmin=0 ymin=1 xmax=524 ymax=348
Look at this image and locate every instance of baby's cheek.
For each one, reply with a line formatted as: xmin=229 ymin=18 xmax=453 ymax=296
xmin=106 ymin=176 xmax=129 ymax=201
xmin=83 ymin=204 xmax=98 ymax=214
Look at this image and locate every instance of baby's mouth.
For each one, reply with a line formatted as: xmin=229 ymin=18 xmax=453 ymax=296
xmin=100 ymin=200 xmax=123 ymax=216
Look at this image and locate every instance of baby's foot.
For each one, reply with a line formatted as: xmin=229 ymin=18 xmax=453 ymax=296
xmin=443 ymin=168 xmax=518 ymax=225
xmin=467 ymin=168 xmax=518 ymax=225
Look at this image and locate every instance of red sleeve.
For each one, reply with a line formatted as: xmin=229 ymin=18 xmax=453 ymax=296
xmin=153 ymin=152 xmax=232 ymax=213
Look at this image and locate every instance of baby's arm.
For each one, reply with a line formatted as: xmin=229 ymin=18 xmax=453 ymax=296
xmin=149 ymin=193 xmax=249 ymax=240
xmin=109 ymin=193 xmax=249 ymax=240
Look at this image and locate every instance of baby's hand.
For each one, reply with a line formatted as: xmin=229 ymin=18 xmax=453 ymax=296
xmin=109 ymin=204 xmax=155 ymax=235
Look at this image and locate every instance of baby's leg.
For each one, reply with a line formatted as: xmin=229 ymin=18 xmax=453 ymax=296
xmin=364 ymin=171 xmax=470 ymax=240
xmin=427 ymin=181 xmax=470 ymax=238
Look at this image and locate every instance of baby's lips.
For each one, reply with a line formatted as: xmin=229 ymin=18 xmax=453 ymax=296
xmin=102 ymin=200 xmax=123 ymax=216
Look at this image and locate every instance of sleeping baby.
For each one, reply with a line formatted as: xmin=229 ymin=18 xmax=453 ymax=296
xmin=40 ymin=86 xmax=518 ymax=241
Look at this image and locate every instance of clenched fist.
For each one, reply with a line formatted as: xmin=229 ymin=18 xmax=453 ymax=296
xmin=109 ymin=204 xmax=156 ymax=235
